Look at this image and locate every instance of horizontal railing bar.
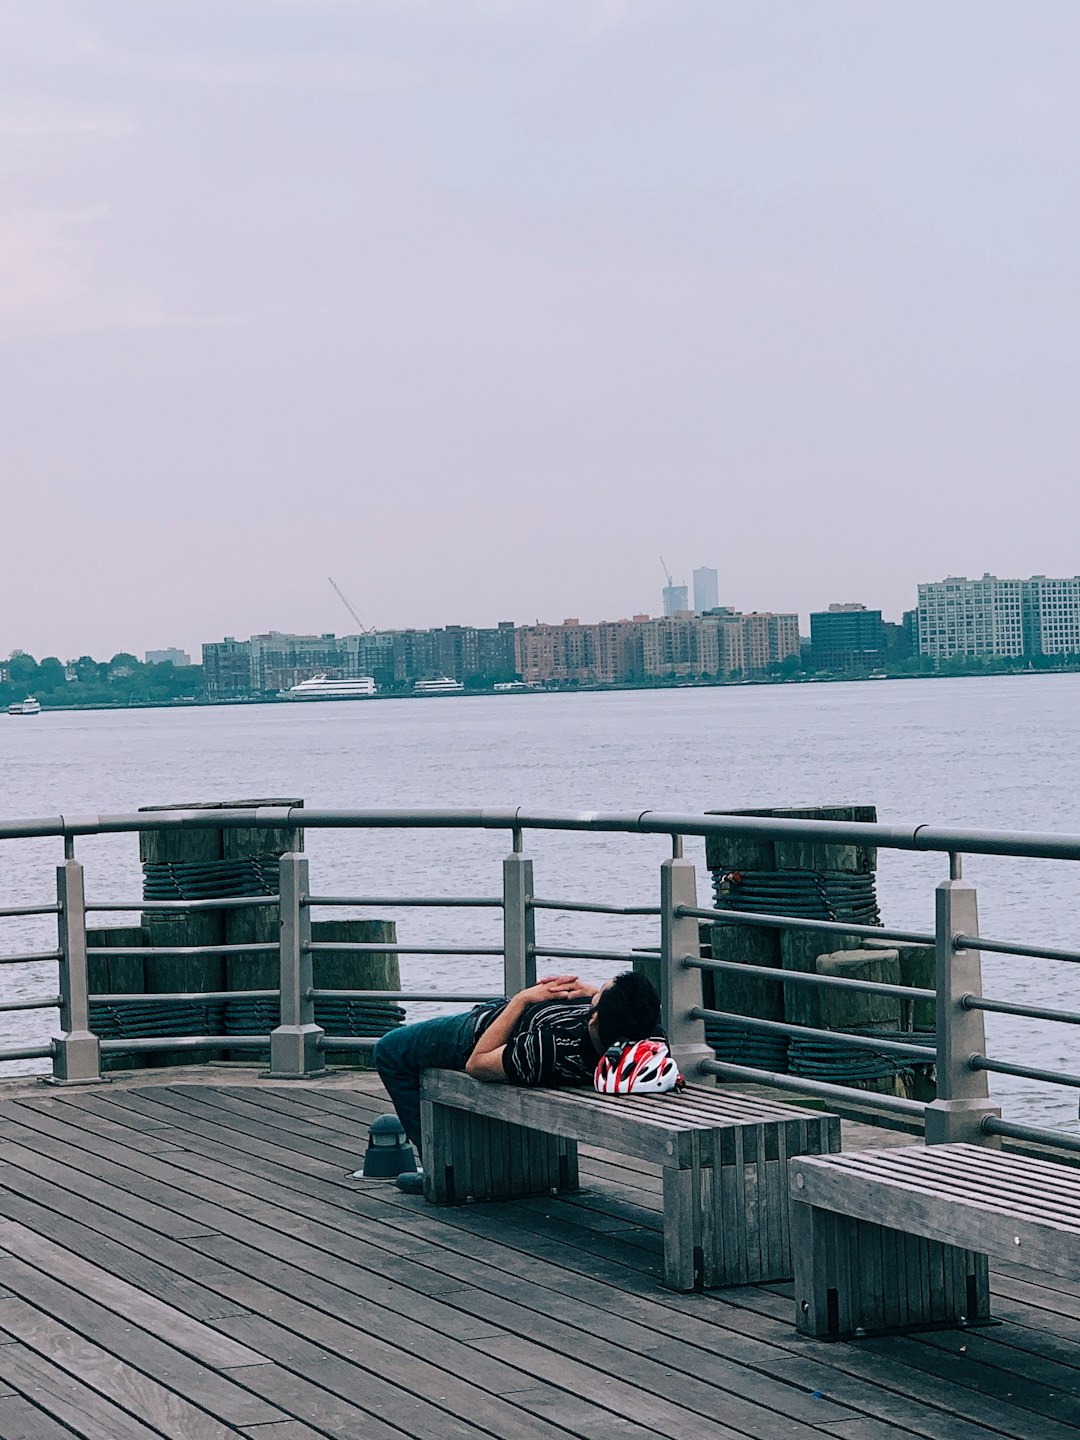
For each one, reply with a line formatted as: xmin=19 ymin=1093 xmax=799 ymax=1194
xmin=85 ymin=944 xmax=279 ymax=958
xmin=98 ymin=1036 xmax=269 ymax=1053
xmin=86 ymin=897 xmax=280 ymax=913
xmin=316 ymin=1036 xmax=376 ymax=1051
xmin=698 ymin=1058 xmax=926 ymax=1117
xmin=305 ymin=943 xmax=504 ymax=956
xmin=307 ymin=895 xmax=502 ymax=909
xmin=309 ymin=990 xmax=498 ymax=1003
xmin=982 ymin=1116 xmax=1080 ymax=1155
xmin=689 ymin=956 xmax=936 ymax=1002
xmin=969 ymin=1055 xmax=1080 ymax=1089
xmin=529 ymin=899 xmax=662 ymax=916
xmin=691 ymin=1006 xmax=936 ymax=1060
xmin=10 ymin=805 xmax=1080 ymax=863
xmin=0 ymin=1044 xmax=54 ymax=1062
xmin=679 ymin=905 xmax=934 ymax=947
xmin=964 ymin=995 xmax=1080 ymax=1025
xmin=88 ymin=990 xmax=279 ymax=1004
xmin=955 ymin=933 xmax=1080 ymax=966
xmin=0 ymin=951 xmax=62 ymax=966
xmin=532 ymin=945 xmax=649 ymax=964
xmin=0 ymin=903 xmax=60 ymax=918
xmin=0 ymin=996 xmax=59 ymax=1013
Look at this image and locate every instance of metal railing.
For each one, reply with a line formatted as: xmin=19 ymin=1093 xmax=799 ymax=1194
xmin=0 ymin=805 xmax=1078 ymax=1157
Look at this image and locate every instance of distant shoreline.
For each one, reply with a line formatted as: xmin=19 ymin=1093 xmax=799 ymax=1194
xmin=13 ymin=664 xmax=1080 ymax=715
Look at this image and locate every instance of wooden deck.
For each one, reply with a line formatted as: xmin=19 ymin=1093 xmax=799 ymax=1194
xmin=0 ymin=1072 xmax=1075 ymax=1440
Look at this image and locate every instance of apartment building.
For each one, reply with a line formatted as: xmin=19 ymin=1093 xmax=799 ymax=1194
xmin=917 ymin=576 xmax=1025 ymax=660
xmin=594 ymin=619 xmax=646 ymax=684
xmin=516 ymin=623 xmax=575 ymax=685
xmin=1022 ymin=576 xmax=1080 ymax=657
xmin=514 ymin=619 xmax=607 ymax=685
xmin=809 ymin=605 xmax=885 ymax=672
xmin=202 ymin=637 xmax=257 ymax=698
xmin=734 ymin=613 xmax=800 ymax=673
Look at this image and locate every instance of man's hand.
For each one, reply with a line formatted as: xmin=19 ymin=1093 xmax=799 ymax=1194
xmin=535 ymin=974 xmax=598 ymax=1001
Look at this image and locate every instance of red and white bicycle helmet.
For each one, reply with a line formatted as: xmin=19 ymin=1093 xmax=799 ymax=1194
xmin=594 ymin=1038 xmax=683 ymax=1095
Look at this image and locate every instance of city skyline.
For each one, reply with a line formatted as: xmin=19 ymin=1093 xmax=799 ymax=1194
xmin=12 ymin=565 xmax=1080 ymax=700
xmin=3 ymin=5 xmax=1080 ymax=660
xmin=15 ymin=566 xmax=1080 ymax=667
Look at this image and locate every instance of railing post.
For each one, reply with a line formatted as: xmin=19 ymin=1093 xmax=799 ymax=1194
xmin=924 ymin=863 xmax=1000 ymax=1145
xmin=52 ymin=859 xmax=101 ymax=1084
xmin=502 ymin=846 xmax=535 ymax=997
xmin=268 ymin=853 xmax=325 ymax=1078
xmin=660 ymin=855 xmax=714 ymax=1084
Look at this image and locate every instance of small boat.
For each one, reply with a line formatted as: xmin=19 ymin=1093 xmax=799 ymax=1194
xmin=8 ymin=696 xmax=41 ymax=715
xmin=279 ymin=675 xmax=377 ymax=700
xmin=413 ymin=677 xmax=465 ymax=694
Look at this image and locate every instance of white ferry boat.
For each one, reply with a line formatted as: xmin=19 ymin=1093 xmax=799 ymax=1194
xmin=413 ymin=677 xmax=465 ymax=694
xmin=280 ymin=675 xmax=377 ymax=701
xmin=7 ymin=696 xmax=41 ymax=715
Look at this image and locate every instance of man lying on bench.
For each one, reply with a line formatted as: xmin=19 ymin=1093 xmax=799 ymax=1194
xmin=373 ymin=971 xmax=661 ymax=1192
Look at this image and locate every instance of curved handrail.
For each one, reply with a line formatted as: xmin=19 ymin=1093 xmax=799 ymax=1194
xmin=3 ymin=803 xmax=1080 ymax=862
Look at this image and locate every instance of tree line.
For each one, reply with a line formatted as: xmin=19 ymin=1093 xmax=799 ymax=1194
xmin=1 ymin=652 xmax=203 ymax=708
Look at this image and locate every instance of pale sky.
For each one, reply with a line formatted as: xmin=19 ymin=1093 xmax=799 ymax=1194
xmin=3 ymin=1 xmax=1079 ymax=660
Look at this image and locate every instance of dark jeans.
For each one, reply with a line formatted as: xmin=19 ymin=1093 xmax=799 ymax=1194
xmin=373 ymin=1011 xmax=477 ymax=1155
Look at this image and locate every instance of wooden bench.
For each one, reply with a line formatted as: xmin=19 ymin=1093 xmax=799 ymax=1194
xmin=420 ymin=1069 xmax=840 ymax=1291
xmin=789 ymin=1143 xmax=1080 ymax=1338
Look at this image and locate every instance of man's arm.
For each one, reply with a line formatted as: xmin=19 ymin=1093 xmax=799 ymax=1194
xmin=464 ymin=976 xmax=590 ymax=1082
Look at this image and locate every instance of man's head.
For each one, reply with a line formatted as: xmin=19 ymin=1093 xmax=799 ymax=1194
xmin=589 ymin=970 xmax=661 ymax=1052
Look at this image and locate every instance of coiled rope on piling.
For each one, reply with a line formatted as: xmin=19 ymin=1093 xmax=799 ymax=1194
xmin=142 ymin=857 xmax=281 ymax=900
xmin=706 ymin=866 xmax=883 ymax=1072
xmin=710 ymin=868 xmax=882 ymax=924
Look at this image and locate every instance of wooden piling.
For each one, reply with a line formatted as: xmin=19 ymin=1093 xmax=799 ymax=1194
xmin=86 ymin=926 xmax=149 ymax=1071
xmin=705 ymin=805 xmax=879 ymax=1034
xmin=138 ymin=798 xmax=302 ymax=1066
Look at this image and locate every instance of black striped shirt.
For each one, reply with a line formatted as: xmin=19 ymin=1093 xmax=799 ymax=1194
xmin=469 ymin=999 xmax=598 ymax=1087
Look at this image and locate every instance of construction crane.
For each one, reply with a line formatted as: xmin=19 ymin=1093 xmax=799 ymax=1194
xmin=659 ymin=556 xmax=673 ymax=587
xmin=328 ymin=577 xmax=374 ymax=634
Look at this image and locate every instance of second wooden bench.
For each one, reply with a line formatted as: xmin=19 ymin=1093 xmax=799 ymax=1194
xmin=789 ymin=1142 xmax=1080 ymax=1337
xmin=420 ymin=1069 xmax=840 ymax=1291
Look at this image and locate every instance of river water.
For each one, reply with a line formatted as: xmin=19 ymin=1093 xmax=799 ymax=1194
xmin=1 ymin=674 xmax=1078 ymax=1131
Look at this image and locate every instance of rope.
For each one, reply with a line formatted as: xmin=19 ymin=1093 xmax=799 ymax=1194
xmin=142 ymin=858 xmax=281 ymax=900
xmin=711 ymin=868 xmax=881 ymax=924
xmin=89 ymin=1000 xmax=224 ymax=1039
xmin=704 ymin=1020 xmax=790 ymax=1072
xmin=223 ymin=996 xmax=405 ymax=1039
xmin=789 ymin=1030 xmax=937 ymax=1083
xmin=89 ymin=997 xmax=405 ymax=1045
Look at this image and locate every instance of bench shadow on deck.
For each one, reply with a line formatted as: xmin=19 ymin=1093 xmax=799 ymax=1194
xmin=0 ymin=1073 xmax=1075 ymax=1440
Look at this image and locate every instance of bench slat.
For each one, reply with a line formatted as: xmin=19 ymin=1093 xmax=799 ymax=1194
xmin=793 ymin=1149 xmax=1080 ymax=1245
xmin=843 ymin=1149 xmax=1080 ymax=1225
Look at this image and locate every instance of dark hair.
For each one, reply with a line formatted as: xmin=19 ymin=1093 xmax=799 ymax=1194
xmin=594 ymin=970 xmax=661 ymax=1050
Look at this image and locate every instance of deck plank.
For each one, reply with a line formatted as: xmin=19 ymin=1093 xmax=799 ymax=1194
xmin=0 ymin=1392 xmax=84 ymax=1440
xmin=0 ymin=1076 xmax=1075 ymax=1440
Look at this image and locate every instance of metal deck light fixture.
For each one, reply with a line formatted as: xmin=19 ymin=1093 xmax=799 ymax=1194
xmin=357 ymin=1113 xmax=417 ymax=1179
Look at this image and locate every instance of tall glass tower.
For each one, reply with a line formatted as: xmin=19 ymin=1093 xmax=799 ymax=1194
xmin=693 ymin=567 xmax=719 ymax=614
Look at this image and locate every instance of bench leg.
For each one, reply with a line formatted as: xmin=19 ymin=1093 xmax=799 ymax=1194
xmin=422 ymin=1102 xmax=579 ymax=1204
xmin=662 ymin=1163 xmax=704 ymax=1292
xmin=700 ymin=1116 xmax=841 ymax=1289
xmin=792 ymin=1199 xmax=992 ymax=1338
